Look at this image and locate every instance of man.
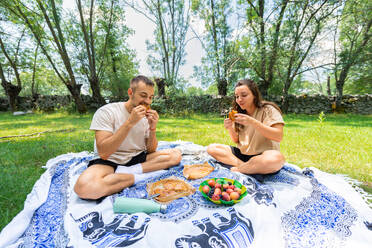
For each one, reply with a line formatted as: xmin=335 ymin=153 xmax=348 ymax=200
xmin=74 ymin=75 xmax=182 ymax=200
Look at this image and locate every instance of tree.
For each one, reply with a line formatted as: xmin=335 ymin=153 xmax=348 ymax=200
xmin=333 ymin=0 xmax=372 ymax=109
xmin=278 ymin=0 xmax=339 ymax=112
xmin=0 ymin=20 xmax=26 ymax=111
xmin=237 ymin=0 xmax=290 ymax=96
xmin=67 ymin=0 xmax=137 ymax=100
xmin=192 ymin=0 xmax=235 ymax=96
xmin=237 ymin=0 xmax=340 ymax=111
xmin=125 ymin=0 xmax=191 ymax=95
xmin=1 ymin=0 xmax=88 ymax=113
xmin=73 ymin=0 xmax=108 ymax=105
xmin=101 ymin=46 xmax=139 ymax=98
xmin=343 ymin=55 xmax=372 ymax=94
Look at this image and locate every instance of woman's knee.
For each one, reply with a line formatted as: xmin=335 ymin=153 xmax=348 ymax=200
xmin=206 ymin=144 xmax=220 ymax=157
xmin=262 ymin=150 xmax=285 ymax=172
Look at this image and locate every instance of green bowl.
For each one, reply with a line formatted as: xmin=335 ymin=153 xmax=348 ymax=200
xmin=199 ymin=178 xmax=248 ymax=205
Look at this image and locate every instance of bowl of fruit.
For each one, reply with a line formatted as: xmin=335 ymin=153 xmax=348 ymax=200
xmin=199 ymin=178 xmax=247 ymax=205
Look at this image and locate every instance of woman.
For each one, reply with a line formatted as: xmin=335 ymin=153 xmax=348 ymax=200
xmin=207 ymin=79 xmax=285 ymax=175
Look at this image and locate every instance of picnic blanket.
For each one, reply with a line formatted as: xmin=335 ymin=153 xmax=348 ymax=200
xmin=1 ymin=141 xmax=371 ymax=248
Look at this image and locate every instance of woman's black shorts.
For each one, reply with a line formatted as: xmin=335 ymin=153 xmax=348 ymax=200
xmin=230 ymin=146 xmax=260 ymax=162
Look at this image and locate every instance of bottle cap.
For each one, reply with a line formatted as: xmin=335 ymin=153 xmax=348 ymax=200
xmin=159 ymin=204 xmax=167 ymax=214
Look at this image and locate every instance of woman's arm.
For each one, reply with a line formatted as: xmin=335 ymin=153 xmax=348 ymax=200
xmin=234 ymin=114 xmax=284 ymax=142
xmin=224 ymin=118 xmax=239 ymax=143
xmin=249 ymin=120 xmax=283 ymax=142
xmin=228 ymin=128 xmax=239 ymax=143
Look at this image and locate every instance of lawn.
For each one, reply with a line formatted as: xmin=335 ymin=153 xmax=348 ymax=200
xmin=0 ymin=111 xmax=371 ymax=230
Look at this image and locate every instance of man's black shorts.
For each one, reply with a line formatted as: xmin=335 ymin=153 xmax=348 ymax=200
xmin=87 ymin=151 xmax=147 ymax=169
xmin=230 ymin=146 xmax=260 ymax=162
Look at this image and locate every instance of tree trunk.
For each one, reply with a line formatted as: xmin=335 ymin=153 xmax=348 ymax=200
xmin=326 ymin=75 xmax=331 ymax=97
xmin=217 ymin=78 xmax=227 ymax=96
xmin=0 ymin=63 xmax=21 ymax=112
xmin=90 ymin=76 xmax=106 ymax=104
xmin=258 ymin=80 xmax=269 ymax=97
xmin=335 ymin=68 xmax=348 ymax=111
xmin=2 ymin=81 xmax=21 ymax=112
xmin=155 ymin=78 xmax=166 ymax=98
xmin=66 ymin=82 xmax=87 ymax=113
xmin=281 ymin=80 xmax=291 ymax=113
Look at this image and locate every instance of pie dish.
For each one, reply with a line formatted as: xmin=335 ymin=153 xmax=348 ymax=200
xmin=147 ymin=176 xmax=196 ymax=203
xmin=183 ymin=161 xmax=214 ymax=180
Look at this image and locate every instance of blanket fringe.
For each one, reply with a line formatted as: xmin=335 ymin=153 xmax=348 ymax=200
xmin=341 ymin=175 xmax=372 ymax=209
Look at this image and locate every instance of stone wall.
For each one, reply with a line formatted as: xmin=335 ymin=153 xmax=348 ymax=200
xmin=0 ymin=94 xmax=371 ymax=114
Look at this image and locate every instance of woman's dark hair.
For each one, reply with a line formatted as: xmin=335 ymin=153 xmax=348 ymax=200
xmin=233 ymin=79 xmax=282 ymax=132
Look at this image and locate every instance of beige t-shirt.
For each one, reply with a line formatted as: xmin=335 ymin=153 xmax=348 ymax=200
xmin=90 ymin=102 xmax=150 ymax=164
xmin=237 ymin=104 xmax=284 ymax=155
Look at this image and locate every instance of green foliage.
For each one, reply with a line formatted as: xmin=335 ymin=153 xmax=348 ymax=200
xmin=333 ymin=0 xmax=372 ymax=95
xmin=205 ymin=83 xmax=218 ymax=95
xmin=19 ymin=67 xmax=68 ymax=96
xmin=151 ymin=95 xmax=225 ymax=114
xmin=184 ymin=86 xmax=204 ymax=96
xmin=342 ymin=27 xmax=372 ymax=95
xmin=65 ymin=0 xmax=138 ymax=98
xmin=317 ymin=111 xmax=326 ymax=135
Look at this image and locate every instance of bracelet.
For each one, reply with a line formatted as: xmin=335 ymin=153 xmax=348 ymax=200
xmin=149 ymin=128 xmax=156 ymax=132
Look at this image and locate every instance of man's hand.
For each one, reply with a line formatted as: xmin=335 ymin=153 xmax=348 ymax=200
xmin=146 ymin=109 xmax=159 ymax=130
xmin=127 ymin=105 xmax=147 ymax=126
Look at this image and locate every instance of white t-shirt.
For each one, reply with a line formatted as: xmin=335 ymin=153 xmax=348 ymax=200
xmin=90 ymin=102 xmax=150 ymax=164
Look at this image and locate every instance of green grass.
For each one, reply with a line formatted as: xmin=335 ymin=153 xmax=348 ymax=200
xmin=0 ymin=111 xmax=371 ymax=230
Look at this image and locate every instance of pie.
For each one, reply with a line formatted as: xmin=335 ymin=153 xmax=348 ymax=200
xmin=147 ymin=176 xmax=196 ymax=203
xmin=183 ymin=161 xmax=214 ymax=180
xmin=141 ymin=104 xmax=151 ymax=111
xmin=228 ymin=110 xmax=237 ymax=121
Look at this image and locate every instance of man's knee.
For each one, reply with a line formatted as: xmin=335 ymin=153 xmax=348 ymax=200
xmin=74 ymin=174 xmax=104 ymax=200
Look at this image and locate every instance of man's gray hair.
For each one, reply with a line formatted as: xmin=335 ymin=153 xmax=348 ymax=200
xmin=130 ymin=75 xmax=154 ymax=92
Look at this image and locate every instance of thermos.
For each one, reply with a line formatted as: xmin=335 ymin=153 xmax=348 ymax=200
xmin=113 ymin=197 xmax=167 ymax=214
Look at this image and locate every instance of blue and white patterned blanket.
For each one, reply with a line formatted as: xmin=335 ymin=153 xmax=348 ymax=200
xmin=0 ymin=141 xmax=371 ymax=248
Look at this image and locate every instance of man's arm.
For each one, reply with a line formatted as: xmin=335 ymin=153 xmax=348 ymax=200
xmin=146 ymin=129 xmax=158 ymax=153
xmin=145 ymin=109 xmax=159 ymax=153
xmin=95 ymin=120 xmax=135 ymax=160
xmin=96 ymin=105 xmax=146 ymax=160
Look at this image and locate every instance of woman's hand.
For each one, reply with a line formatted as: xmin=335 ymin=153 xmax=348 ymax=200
xmin=234 ymin=113 xmax=255 ymax=126
xmin=224 ymin=118 xmax=233 ymax=130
